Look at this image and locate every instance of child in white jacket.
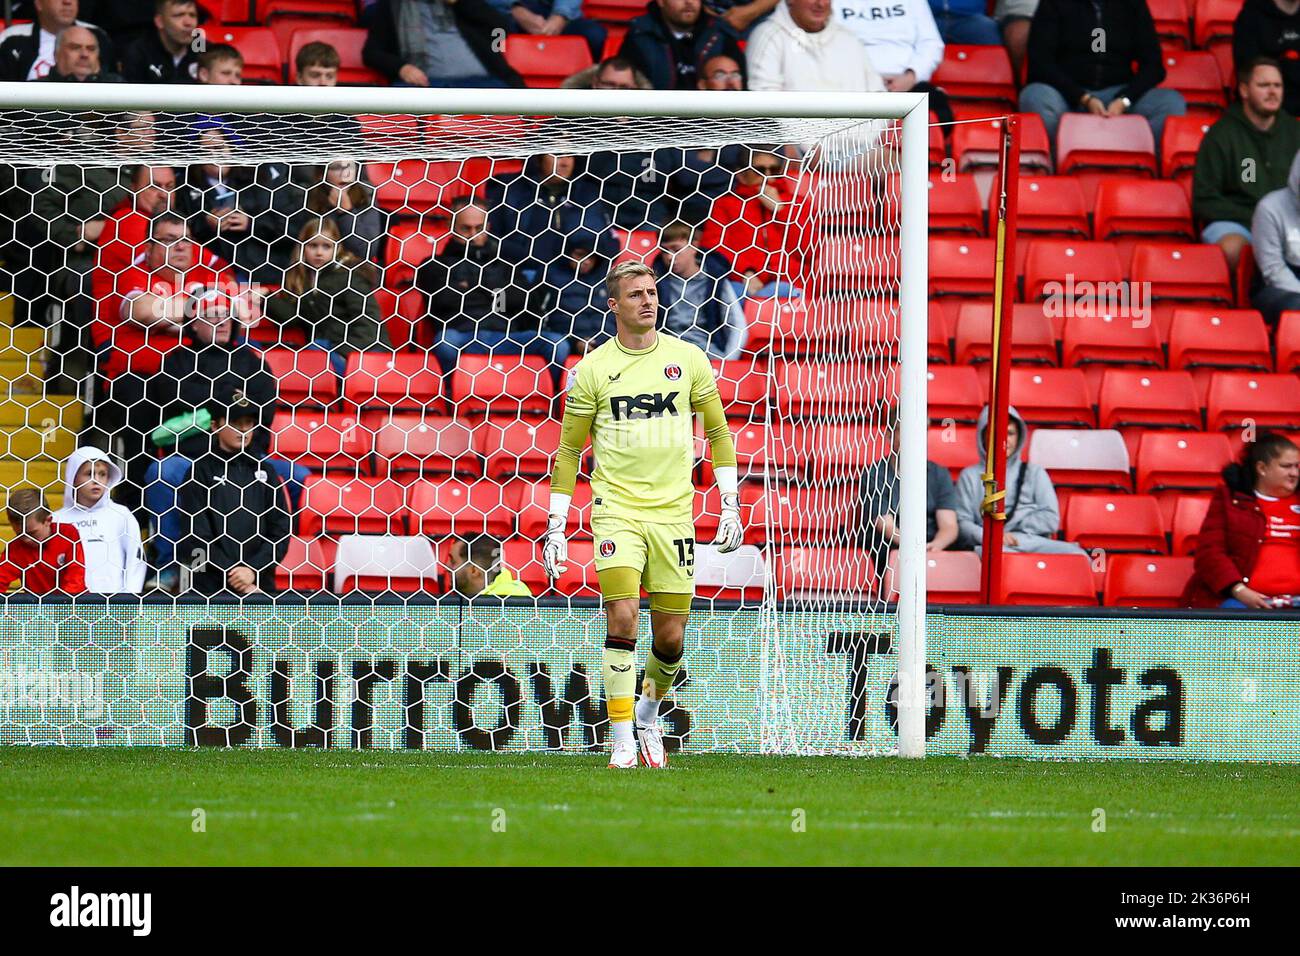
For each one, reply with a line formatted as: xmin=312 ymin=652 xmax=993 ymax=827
xmin=53 ymin=446 xmax=147 ymax=594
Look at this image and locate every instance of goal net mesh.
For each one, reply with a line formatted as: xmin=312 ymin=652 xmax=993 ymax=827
xmin=0 ymin=103 xmax=907 ymax=755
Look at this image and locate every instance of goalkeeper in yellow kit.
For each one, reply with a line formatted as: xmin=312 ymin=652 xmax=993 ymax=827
xmin=542 ymin=261 xmax=742 ymax=769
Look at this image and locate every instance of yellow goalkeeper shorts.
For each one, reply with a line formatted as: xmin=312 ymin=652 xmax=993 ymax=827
xmin=591 ymin=515 xmax=696 ymax=599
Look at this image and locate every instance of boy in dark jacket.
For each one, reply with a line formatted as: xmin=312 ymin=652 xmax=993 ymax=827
xmin=0 ymin=488 xmax=86 ymax=595
xmin=1193 ymin=57 xmax=1300 ymax=270
xmin=618 ymin=0 xmax=742 ymax=91
xmin=178 ymin=389 xmax=291 ymax=596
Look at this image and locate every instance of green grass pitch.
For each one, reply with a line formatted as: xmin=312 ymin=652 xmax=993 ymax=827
xmin=0 ymin=749 xmax=1296 ymax=866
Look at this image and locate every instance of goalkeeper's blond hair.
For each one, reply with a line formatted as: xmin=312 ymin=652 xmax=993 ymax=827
xmin=606 ymin=261 xmax=655 ymax=299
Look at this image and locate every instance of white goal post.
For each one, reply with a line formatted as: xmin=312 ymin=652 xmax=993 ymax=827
xmin=0 ymin=82 xmax=927 ymax=757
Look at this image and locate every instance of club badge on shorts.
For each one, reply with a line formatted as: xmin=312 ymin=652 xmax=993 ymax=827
xmin=664 ymin=363 xmax=682 ymax=381
xmin=599 ymin=539 xmax=616 ymax=557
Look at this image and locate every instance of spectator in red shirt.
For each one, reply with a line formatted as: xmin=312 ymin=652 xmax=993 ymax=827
xmin=95 ymin=164 xmax=176 ymax=280
xmin=0 ymin=488 xmax=86 ymax=595
xmin=1184 ymin=432 xmax=1300 ymax=608
xmin=698 ymin=144 xmax=801 ymax=299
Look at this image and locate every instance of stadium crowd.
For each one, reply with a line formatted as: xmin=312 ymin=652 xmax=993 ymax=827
xmin=0 ymin=0 xmax=1297 ymax=609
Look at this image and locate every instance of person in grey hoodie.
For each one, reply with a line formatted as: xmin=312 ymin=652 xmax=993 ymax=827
xmin=1250 ymin=149 xmax=1300 ymax=325
xmin=955 ymin=406 xmax=1084 ymax=555
xmin=52 ymin=446 xmax=147 ymax=594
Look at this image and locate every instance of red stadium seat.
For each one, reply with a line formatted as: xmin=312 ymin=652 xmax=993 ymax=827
xmin=777 ymin=547 xmax=878 ymax=600
xmin=1017 ymin=177 xmax=1089 ymax=239
xmin=1093 ymin=179 xmax=1194 ymax=242
xmin=504 ymin=35 xmax=593 ymax=87
xmin=274 ymin=535 xmax=338 ymax=592
xmin=343 ymin=351 xmax=444 ymax=412
xmin=745 ymin=297 xmax=899 ymax=357
xmin=1057 ymin=114 xmax=1157 ymax=178
xmin=1278 ymin=311 xmax=1300 ymax=373
xmin=300 ymin=475 xmax=405 ymax=538
xmin=1027 ymin=428 xmax=1133 ymax=491
xmin=270 ymin=408 xmax=370 ymax=473
xmin=1098 ymin=369 xmax=1202 ymax=430
xmin=373 ymin=286 xmax=427 ymax=351
xmin=383 ymin=219 xmax=449 ymax=291
xmin=259 ymin=0 xmax=356 ymax=20
xmin=1171 ymin=494 xmax=1213 ymax=555
xmin=1159 ymin=50 xmax=1227 ymax=114
xmin=952 ymin=113 xmax=1053 ymax=175
xmin=583 ymin=0 xmax=647 ymax=20
xmin=883 ymin=550 xmax=983 ymax=604
xmin=694 ymin=421 xmax=800 ymax=483
xmin=1061 ymin=311 xmax=1165 ymax=373
xmin=809 ymin=234 xmax=901 ymax=291
xmin=929 ymin=238 xmax=996 ymax=298
xmin=928 ymin=174 xmax=984 ymax=236
xmin=333 ymin=535 xmax=443 ymax=595
xmin=954 ymin=302 xmax=1057 ymax=366
xmin=713 ymin=358 xmax=770 ymax=419
xmin=1103 ymin=555 xmax=1196 ymax=607
xmin=1160 ymin=114 xmax=1212 ymax=183
xmin=1193 ymin=0 xmax=1244 ymax=48
xmin=1065 ymin=494 xmax=1168 ymax=553
xmin=356 ymin=113 xmax=423 ymax=150
xmin=613 ymin=228 xmax=659 ymax=265
xmin=1167 ymin=308 xmax=1272 ymax=379
xmin=1205 ymin=372 xmax=1300 ymax=431
xmin=999 ymin=553 xmax=1099 ymax=606
xmin=515 ymin=479 xmax=594 ymax=539
xmin=1149 ymin=0 xmax=1191 ymax=47
xmin=773 ymin=360 xmax=896 ymax=418
xmin=802 ymin=422 xmax=891 ymax=484
xmin=747 ymin=483 xmax=861 ymax=546
xmin=601 ymin=23 xmax=627 ymax=60
xmin=1130 ymin=243 xmax=1233 ymax=307
xmin=405 ymin=479 xmax=515 ymax=538
xmin=1002 ymin=367 xmax=1096 ymax=428
xmin=202 ymin=0 xmax=252 ymax=23
xmin=474 ymin=416 xmax=563 ymax=479
xmin=928 ymin=423 xmax=980 ymax=478
xmin=371 ymin=412 xmax=479 ymax=478
xmin=448 ymin=355 xmax=555 ymax=416
xmin=1135 ymin=430 xmax=1233 ymax=494
xmin=367 ymin=159 xmax=490 ymax=217
xmin=206 ymin=26 xmax=282 ymax=82
xmin=927 ymin=365 xmax=984 ymax=423
xmin=929 ymin=302 xmax=954 ymax=363
xmin=504 ymin=537 xmax=599 ymax=597
xmin=287 ymin=28 xmax=385 ymax=85
xmin=930 ymin=45 xmax=1016 ymax=110
xmin=258 ymin=347 xmax=340 ymax=407
xmin=1023 ymin=239 xmax=1126 ymax=302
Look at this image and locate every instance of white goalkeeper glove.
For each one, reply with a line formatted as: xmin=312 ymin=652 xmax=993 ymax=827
xmin=712 ymin=467 xmax=743 ymax=553
xmin=541 ymin=493 xmax=570 ymax=579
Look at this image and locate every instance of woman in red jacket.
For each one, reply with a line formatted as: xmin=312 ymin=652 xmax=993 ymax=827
xmin=1183 ymin=432 xmax=1300 ymax=608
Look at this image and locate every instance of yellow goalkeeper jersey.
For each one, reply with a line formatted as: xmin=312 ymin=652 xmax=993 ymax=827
xmin=560 ymin=332 xmax=727 ymax=524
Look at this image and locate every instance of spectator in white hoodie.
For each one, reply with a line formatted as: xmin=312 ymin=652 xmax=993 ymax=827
xmin=835 ymin=0 xmax=952 ymax=122
xmin=52 ymin=446 xmax=146 ymax=594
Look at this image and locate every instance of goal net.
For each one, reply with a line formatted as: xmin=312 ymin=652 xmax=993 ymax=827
xmin=0 ymin=85 xmax=926 ymax=756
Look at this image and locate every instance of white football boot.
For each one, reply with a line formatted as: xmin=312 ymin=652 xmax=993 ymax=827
xmin=635 ymin=721 xmax=667 ymax=769
xmin=608 ymin=739 xmax=637 ymax=769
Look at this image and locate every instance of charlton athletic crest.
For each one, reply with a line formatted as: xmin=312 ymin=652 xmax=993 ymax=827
xmin=599 ymin=539 xmax=616 ymax=557
xmin=664 ymin=364 xmax=682 ymax=381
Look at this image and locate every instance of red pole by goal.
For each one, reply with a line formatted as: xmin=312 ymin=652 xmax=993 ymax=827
xmin=979 ymin=115 xmax=1021 ymax=604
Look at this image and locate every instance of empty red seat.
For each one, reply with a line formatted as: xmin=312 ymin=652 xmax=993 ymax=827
xmin=1006 ymin=367 xmax=1096 ymax=427
xmin=207 ymin=26 xmax=282 ymax=83
xmin=1205 ymin=372 xmax=1300 ymax=430
xmin=260 ymin=0 xmax=357 ymax=19
xmin=274 ymin=535 xmax=338 ymax=593
xmin=504 ymin=35 xmax=593 ymax=87
xmin=1193 ymin=0 xmax=1243 ymax=48
xmin=1061 ymin=311 xmax=1164 ymax=371
xmin=777 ymin=547 xmax=877 ymax=600
xmin=713 ymin=358 xmax=770 ymax=419
xmin=774 ymin=360 xmax=896 ymax=418
xmin=1159 ymin=49 xmax=1226 ymax=113
xmin=371 ymin=412 xmax=479 ymax=477
xmin=1150 ymin=0 xmax=1192 ymax=46
xmin=299 ymin=475 xmax=405 ymax=538
xmin=515 ymin=479 xmax=595 ymax=540
xmin=1027 ymin=428 xmax=1132 ymax=491
xmin=929 ymin=238 xmax=996 ymax=298
xmin=929 ymin=302 xmax=954 ymax=363
xmin=928 ymin=423 xmax=980 ymax=478
xmin=1023 ymin=239 xmax=1126 ymax=302
xmin=1057 ymin=114 xmax=1157 ymax=178
xmin=382 ymin=219 xmax=448 ymax=291
xmin=258 ymin=347 xmax=340 ymax=407
xmin=927 ymin=365 xmax=984 ymax=423
xmin=1103 ymin=555 xmax=1196 ymax=607
xmin=930 ymin=45 xmax=1016 ymax=109
xmin=1017 ymin=176 xmax=1089 ymax=239
xmin=1131 ymin=243 xmax=1233 ymax=307
xmin=474 ymin=416 xmax=563 ymax=479
xmin=747 ymin=483 xmax=862 ymax=546
xmin=286 ymin=27 xmax=384 ymax=84
xmin=405 ymin=479 xmax=515 ymax=537
xmin=367 ymin=159 xmax=489 ymax=217
xmin=373 ymin=287 xmax=426 ymax=351
xmin=802 ymin=422 xmax=891 ymax=484
xmin=1098 ymin=369 xmax=1202 ymax=430
xmin=343 ymin=351 xmax=443 ymax=412
xmin=582 ymin=0 xmax=647 ymax=20
xmin=952 ymin=113 xmax=1053 ymax=175
xmin=954 ymin=302 xmax=1057 ymax=366
xmin=1065 ymin=494 xmax=1167 ymax=553
xmin=1168 ymin=308 xmax=1272 ymax=376
xmin=883 ymin=549 xmax=982 ymax=604
xmin=271 ymin=409 xmax=370 ymax=473
xmin=746 ymin=297 xmax=898 ymax=357
xmin=449 ymin=355 xmax=555 ymax=416
xmin=1161 ymin=114 xmax=1212 ymax=182
xmin=1135 ymin=430 xmax=1233 ymax=494
xmin=1171 ymin=494 xmax=1213 ymax=555
xmin=928 ymin=174 xmax=984 ymax=235
xmin=1093 ymin=179 xmax=1194 ymax=242
xmin=999 ymin=553 xmax=1099 ymax=605
xmin=333 ymin=534 xmax=441 ymax=595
